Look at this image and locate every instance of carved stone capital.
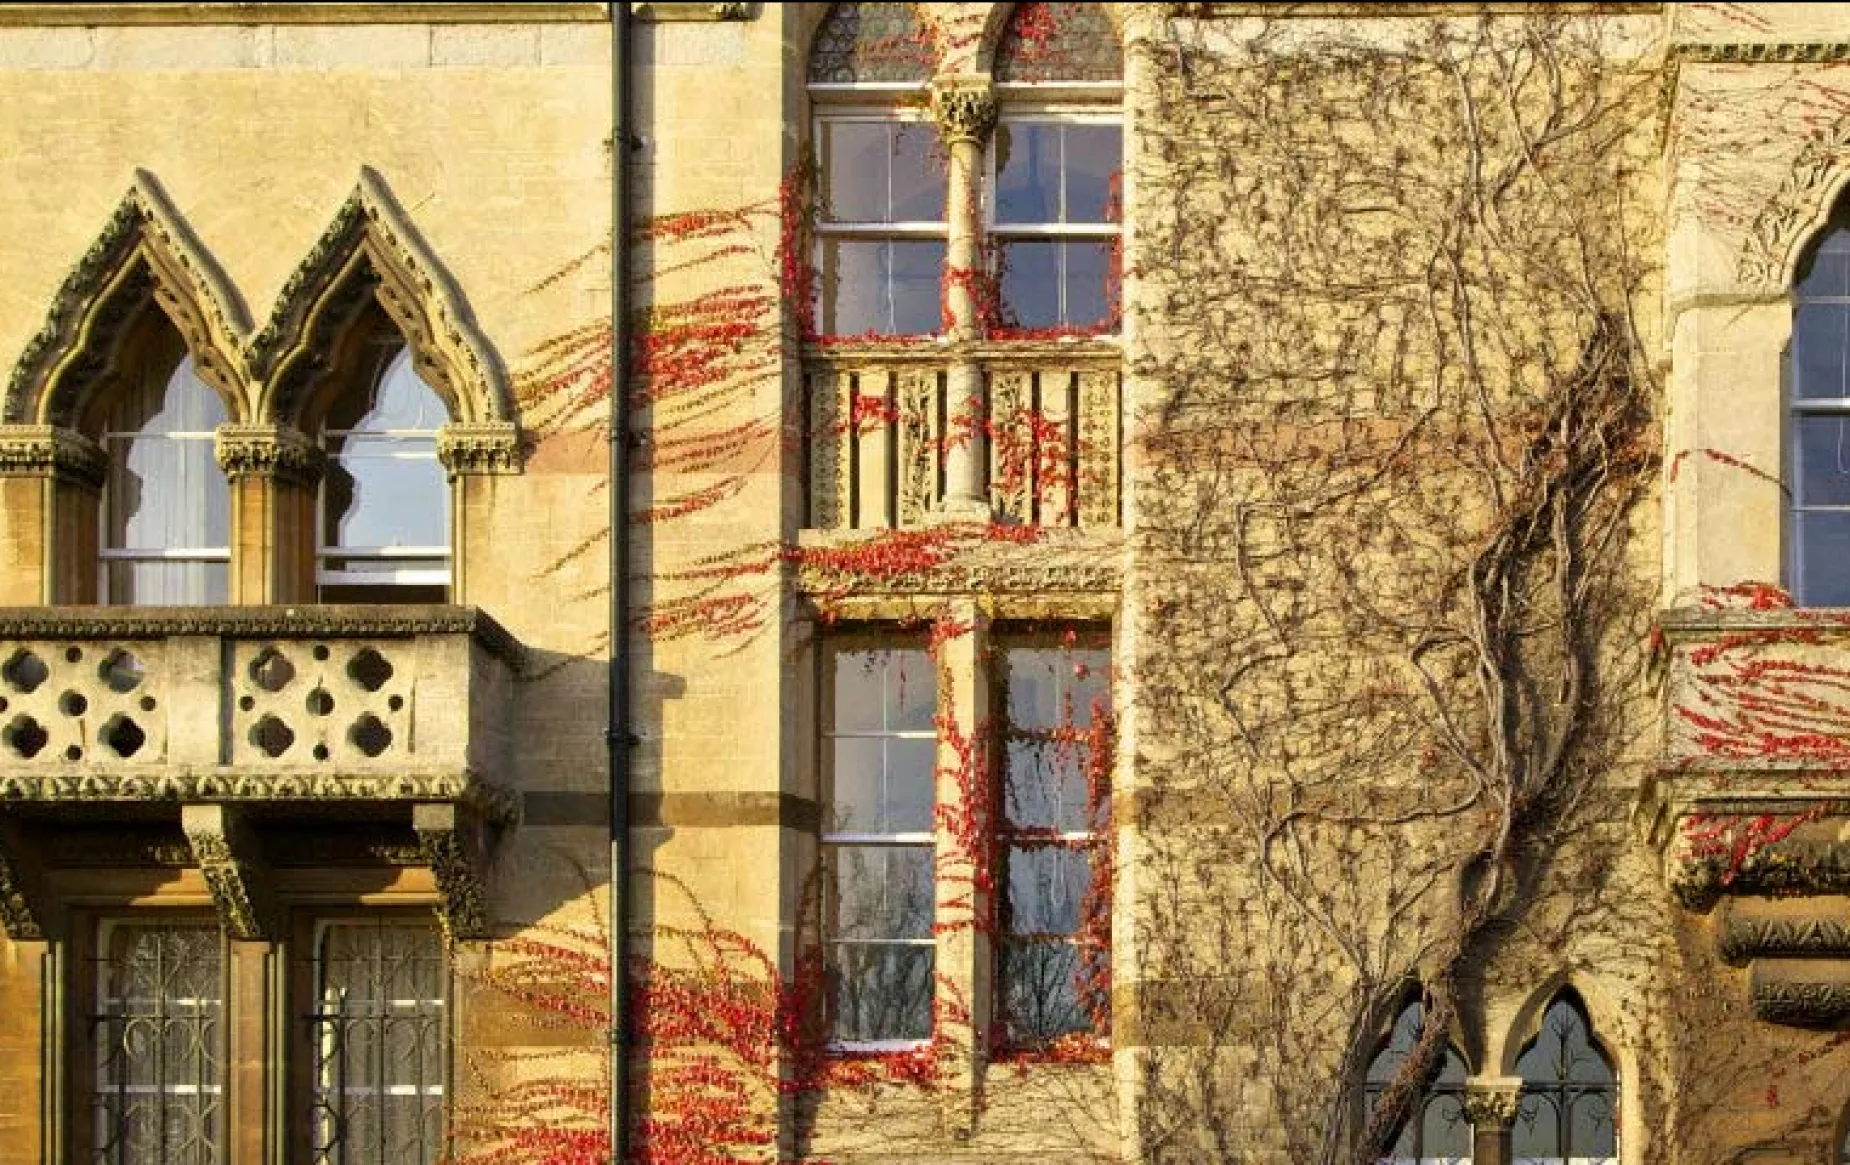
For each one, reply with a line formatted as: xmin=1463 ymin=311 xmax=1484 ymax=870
xmin=0 ymin=816 xmax=56 ymax=941
xmin=0 ymin=425 xmax=106 ymax=487
xmin=214 ymin=423 xmax=325 ymax=485
xmin=414 ymin=802 xmax=494 ymax=941
xmin=931 ymin=77 xmax=998 ymax=145
xmin=436 ymin=421 xmax=523 ymax=476
xmin=181 ymin=804 xmax=278 ymax=941
xmin=1461 ymin=1075 xmax=1523 ymax=1129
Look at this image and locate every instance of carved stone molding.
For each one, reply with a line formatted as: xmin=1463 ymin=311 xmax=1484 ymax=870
xmin=1749 ymin=976 xmax=1850 ymax=1027
xmin=181 ymin=804 xmax=278 ymax=941
xmin=1719 ymin=913 xmax=1850 ymax=965
xmin=1738 ymin=107 xmax=1850 ymax=290
xmin=214 ymin=423 xmax=325 ymax=485
xmin=632 ymin=1 xmax=751 ymax=19
xmin=436 ymin=421 xmax=523 ymax=476
xmin=0 ymin=769 xmax=520 ymax=827
xmin=1675 ymin=41 xmax=1850 ymax=65
xmin=0 ymin=817 xmax=53 ymax=941
xmin=0 ymin=425 xmax=106 ymax=487
xmin=931 ymin=77 xmax=998 ymax=146
xmin=1668 ymin=835 xmax=1850 ymax=912
xmin=4 ymin=170 xmax=249 ymax=428
xmin=0 ymin=603 xmax=522 ymax=666
xmin=1461 ymin=1076 xmax=1523 ymax=1130
xmin=413 ymin=802 xmax=492 ymax=941
xmin=247 ymin=167 xmax=516 ymax=447
xmin=796 ymin=558 xmax=1122 ymax=598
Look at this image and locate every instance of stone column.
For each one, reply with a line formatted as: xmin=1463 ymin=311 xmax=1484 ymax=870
xmin=1463 ymin=1075 xmax=1524 ymax=1165
xmin=0 ymin=426 xmax=105 ymax=604
xmin=933 ymin=598 xmax=991 ymax=1130
xmin=216 ymin=424 xmax=324 ymax=604
xmin=931 ymin=76 xmax=997 ymax=520
xmin=436 ymin=420 xmax=522 ymax=605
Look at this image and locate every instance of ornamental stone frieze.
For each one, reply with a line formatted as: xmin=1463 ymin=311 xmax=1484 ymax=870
xmin=0 ymin=605 xmax=520 ymax=941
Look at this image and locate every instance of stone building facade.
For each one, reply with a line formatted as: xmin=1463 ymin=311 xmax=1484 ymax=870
xmin=4 ymin=3 xmax=1850 ymax=1164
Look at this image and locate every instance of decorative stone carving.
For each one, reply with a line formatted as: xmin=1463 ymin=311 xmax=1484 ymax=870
xmin=1719 ymin=913 xmax=1850 ymax=965
xmin=1668 ymin=835 xmax=1850 ymax=912
xmin=1675 ymin=41 xmax=1850 ymax=65
xmin=4 ymin=170 xmax=249 ymax=427
xmin=1749 ymin=977 xmax=1850 ymax=1026
xmin=413 ymin=802 xmax=493 ymax=941
xmin=436 ymin=421 xmax=523 ymax=476
xmin=1461 ymin=1076 xmax=1523 ymax=1129
xmin=248 ymin=167 xmax=516 ymax=446
xmin=181 ymin=804 xmax=277 ymax=941
xmin=931 ymin=78 xmax=998 ymax=146
xmin=214 ymin=423 xmax=325 ymax=485
xmin=0 ymin=770 xmax=519 ymax=826
xmin=1738 ymin=106 xmax=1850 ymax=290
xmin=0 ymin=817 xmax=53 ymax=941
xmin=796 ymin=558 xmax=1122 ymax=597
xmin=632 ymin=1 xmax=751 ymax=19
xmin=0 ymin=425 xmax=106 ymax=487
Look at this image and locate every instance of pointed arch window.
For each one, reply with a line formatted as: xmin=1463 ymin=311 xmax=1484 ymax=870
xmin=1363 ymin=1000 xmax=1471 ymax=1165
xmin=317 ymin=338 xmax=450 ymax=604
xmin=1511 ymin=992 xmax=1617 ymax=1165
xmin=1788 ymin=203 xmax=1850 ymax=605
xmin=100 ymin=330 xmax=230 ymax=606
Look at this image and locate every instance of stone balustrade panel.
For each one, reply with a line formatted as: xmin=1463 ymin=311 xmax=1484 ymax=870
xmin=0 ymin=639 xmax=169 ymax=765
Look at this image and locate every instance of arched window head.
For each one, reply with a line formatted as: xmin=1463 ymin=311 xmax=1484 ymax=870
xmin=1512 ymin=991 xmax=1617 ymax=1165
xmin=994 ymin=3 xmax=1123 ymax=86
xmin=1363 ymin=1000 xmax=1470 ymax=1165
xmin=808 ymin=3 xmax=935 ymax=86
xmin=316 ymin=326 xmax=450 ymax=604
xmin=100 ymin=325 xmax=230 ymax=605
xmin=1788 ymin=202 xmax=1850 ymax=606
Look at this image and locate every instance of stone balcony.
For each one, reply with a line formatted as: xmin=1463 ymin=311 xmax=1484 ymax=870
xmin=803 ymin=343 xmax=1121 ymax=530
xmin=1643 ymin=606 xmax=1850 ymax=1025
xmin=0 ymin=605 xmax=520 ymax=942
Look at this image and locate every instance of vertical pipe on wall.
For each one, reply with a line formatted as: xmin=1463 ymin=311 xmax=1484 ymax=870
xmin=607 ymin=1 xmax=632 ymax=1162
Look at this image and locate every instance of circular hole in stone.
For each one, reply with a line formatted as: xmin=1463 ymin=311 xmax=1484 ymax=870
xmin=387 ymin=694 xmax=404 ymax=712
xmin=4 ymin=715 xmax=48 ymax=759
xmin=313 ymin=744 xmax=330 ymax=762
xmin=2 ymin=649 xmax=49 ymax=694
xmin=249 ymin=715 xmax=295 ymax=759
xmin=0 ymin=696 xmax=8 ymax=713
xmin=140 ymin=696 xmax=157 ymax=712
xmin=98 ymin=648 xmax=146 ymax=694
xmin=313 ymin=645 xmax=330 ymax=661
xmin=238 ymin=695 xmax=255 ymax=712
xmin=306 ymin=688 xmax=335 ymax=717
xmin=349 ymin=713 xmax=393 ymax=758
xmin=64 ymin=647 xmax=81 ymax=664
xmin=100 ymin=715 xmax=146 ymax=759
xmin=346 ymin=648 xmax=394 ymax=693
xmin=64 ymin=744 xmax=81 ymax=761
xmin=59 ymin=691 xmax=87 ymax=717
xmin=248 ymin=647 xmax=296 ymax=693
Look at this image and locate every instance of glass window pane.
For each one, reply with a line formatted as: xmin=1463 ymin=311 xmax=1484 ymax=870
xmin=1794 ymin=504 xmax=1850 ymax=606
xmin=884 ymin=738 xmax=935 ymax=832
xmin=830 ymin=944 xmax=932 ymax=1042
xmin=999 ymin=239 xmax=1060 ymax=330
xmin=1004 ymin=740 xmax=1088 ymax=832
xmin=1799 ymin=230 xmax=1850 ymax=297
xmin=1005 ymin=845 xmax=1090 ymax=935
xmin=833 ymin=648 xmax=933 ymax=732
xmin=326 ymin=348 xmax=448 ymax=433
xmin=1000 ymin=942 xmax=1089 ymax=1044
xmin=322 ymin=447 xmax=448 ymax=549
xmin=1063 ymin=125 xmax=1122 ymax=224
xmin=822 ymin=121 xmax=893 ymax=223
xmin=1006 ymin=646 xmax=1110 ymax=730
xmin=832 ymin=845 xmax=933 ymax=940
xmin=1794 ymin=302 xmax=1850 ymax=400
xmin=819 ymin=239 xmax=945 ymax=336
xmin=1063 ymin=239 xmax=1116 ymax=330
xmin=830 ymin=737 xmax=884 ymax=833
xmin=110 ymin=436 xmax=230 ymax=551
xmin=887 ymin=123 xmax=945 ymax=222
xmin=1419 ymin=1091 xmax=1471 ymax=1161
xmin=106 ymin=561 xmax=229 ymax=606
xmin=1793 ymin=414 xmax=1850 ymax=505
xmin=996 ymin=122 xmax=1060 ymax=224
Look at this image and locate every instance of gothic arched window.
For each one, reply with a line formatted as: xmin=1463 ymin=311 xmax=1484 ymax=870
xmin=100 ymin=327 xmax=230 ymax=605
xmin=1363 ymin=1000 xmax=1471 ymax=1165
xmin=1788 ymin=202 xmax=1850 ymax=605
xmin=1511 ymin=991 xmax=1617 ymax=1165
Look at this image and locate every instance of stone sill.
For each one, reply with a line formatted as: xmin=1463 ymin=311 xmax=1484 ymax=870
xmin=801 ymin=336 xmax=1122 ymax=368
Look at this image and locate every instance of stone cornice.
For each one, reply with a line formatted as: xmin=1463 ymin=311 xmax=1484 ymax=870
xmin=0 ymin=766 xmax=521 ymax=826
xmin=792 ymin=530 xmax=1124 ymax=599
xmin=0 ymin=425 xmax=105 ymax=486
xmin=214 ymin=423 xmax=325 ymax=485
xmin=0 ymin=604 xmax=523 ymax=666
xmin=0 ymin=4 xmax=608 ymax=25
xmin=632 ymin=1 xmax=751 ymax=20
xmin=1656 ymin=606 xmax=1850 ymax=644
xmin=1673 ymin=41 xmax=1850 ymax=65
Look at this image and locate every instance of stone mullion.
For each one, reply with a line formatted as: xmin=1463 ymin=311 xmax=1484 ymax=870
xmin=216 ymin=423 xmax=324 ymax=604
xmin=932 ymin=599 xmax=990 ymax=1131
xmin=1463 ymin=1075 xmax=1523 ymax=1165
xmin=932 ymin=77 xmax=997 ymax=521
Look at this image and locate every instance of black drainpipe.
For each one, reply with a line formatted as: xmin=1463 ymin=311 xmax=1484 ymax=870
xmin=607 ymin=2 xmax=632 ymax=1162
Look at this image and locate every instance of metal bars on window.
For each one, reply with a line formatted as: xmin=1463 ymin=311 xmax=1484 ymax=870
xmin=1362 ymin=1001 xmax=1470 ymax=1165
xmin=1511 ymin=993 xmax=1617 ymax=1165
xmin=307 ymin=919 xmax=448 ymax=1165
xmin=90 ymin=921 xmax=225 ymax=1165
